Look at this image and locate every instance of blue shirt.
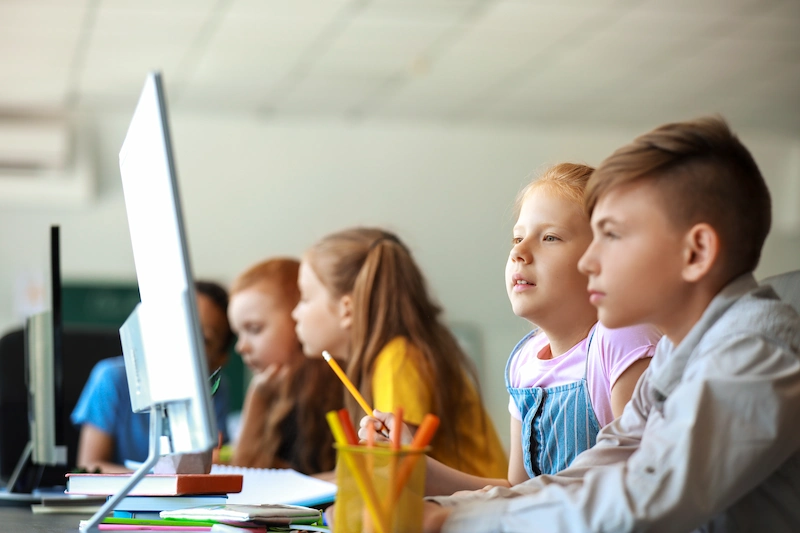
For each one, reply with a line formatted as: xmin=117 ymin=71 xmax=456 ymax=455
xmin=71 ymin=356 xmax=230 ymax=465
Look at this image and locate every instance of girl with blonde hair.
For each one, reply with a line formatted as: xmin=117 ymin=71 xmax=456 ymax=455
xmin=364 ymin=163 xmax=661 ymax=495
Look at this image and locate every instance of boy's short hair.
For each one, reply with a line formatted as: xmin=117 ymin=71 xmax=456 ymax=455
xmin=195 ymin=279 xmax=234 ymax=350
xmin=585 ymin=116 xmax=771 ymax=279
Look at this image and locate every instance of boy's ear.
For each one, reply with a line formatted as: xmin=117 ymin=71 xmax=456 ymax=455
xmin=338 ymin=294 xmax=353 ymax=330
xmin=681 ymin=222 xmax=719 ymax=283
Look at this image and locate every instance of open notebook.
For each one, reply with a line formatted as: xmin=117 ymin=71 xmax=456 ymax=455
xmin=209 ymin=465 xmax=336 ymax=507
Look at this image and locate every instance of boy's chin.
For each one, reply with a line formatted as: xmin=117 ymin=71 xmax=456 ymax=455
xmin=597 ymin=308 xmax=635 ymax=330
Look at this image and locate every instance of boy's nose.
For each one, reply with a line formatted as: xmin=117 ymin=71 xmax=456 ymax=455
xmin=578 ymin=243 xmax=597 ymax=275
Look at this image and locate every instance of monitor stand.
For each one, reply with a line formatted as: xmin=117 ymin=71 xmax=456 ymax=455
xmin=79 ymin=403 xmax=165 ymax=532
xmin=0 ymin=442 xmax=68 ymax=505
xmin=79 ymin=303 xmax=211 ymax=532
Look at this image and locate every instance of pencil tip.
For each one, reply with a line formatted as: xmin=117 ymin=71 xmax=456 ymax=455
xmin=322 ymin=350 xmax=331 ymax=361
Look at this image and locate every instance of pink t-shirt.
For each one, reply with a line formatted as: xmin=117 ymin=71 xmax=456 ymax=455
xmin=507 ymin=323 xmax=661 ymax=427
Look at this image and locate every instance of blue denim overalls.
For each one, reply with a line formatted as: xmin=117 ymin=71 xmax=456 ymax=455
xmin=505 ymin=327 xmax=601 ymax=477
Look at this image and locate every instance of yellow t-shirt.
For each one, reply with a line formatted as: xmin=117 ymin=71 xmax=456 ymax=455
xmin=371 ymin=336 xmax=507 ymax=478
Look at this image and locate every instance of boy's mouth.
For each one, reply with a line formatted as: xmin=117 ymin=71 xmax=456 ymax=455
xmin=587 ymin=290 xmax=605 ymax=305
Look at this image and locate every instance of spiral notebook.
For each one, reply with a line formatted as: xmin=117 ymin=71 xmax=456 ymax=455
xmin=209 ymin=465 xmax=336 ymax=507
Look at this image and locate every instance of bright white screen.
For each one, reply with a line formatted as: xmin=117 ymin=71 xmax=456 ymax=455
xmin=118 ymin=72 xmax=215 ymax=453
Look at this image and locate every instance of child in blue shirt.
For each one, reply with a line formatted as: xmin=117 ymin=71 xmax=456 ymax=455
xmin=71 ymin=281 xmax=233 ymax=473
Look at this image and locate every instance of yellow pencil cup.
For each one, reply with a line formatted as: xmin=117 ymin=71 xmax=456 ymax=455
xmin=333 ymin=444 xmax=427 ymax=533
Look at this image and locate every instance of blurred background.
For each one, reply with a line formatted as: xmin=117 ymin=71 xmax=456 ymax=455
xmin=1 ymin=0 xmax=799 ymax=448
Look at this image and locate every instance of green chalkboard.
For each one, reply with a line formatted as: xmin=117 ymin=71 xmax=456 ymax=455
xmin=61 ymin=282 xmax=245 ymax=412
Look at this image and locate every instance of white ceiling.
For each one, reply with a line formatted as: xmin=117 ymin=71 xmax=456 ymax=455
xmin=1 ymin=0 xmax=799 ymax=133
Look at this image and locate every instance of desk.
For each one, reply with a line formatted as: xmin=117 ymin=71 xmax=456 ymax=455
xmin=0 ymin=505 xmax=85 ymax=532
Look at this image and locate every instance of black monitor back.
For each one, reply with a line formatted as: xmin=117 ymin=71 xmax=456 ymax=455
xmin=0 ymin=327 xmax=122 ymax=486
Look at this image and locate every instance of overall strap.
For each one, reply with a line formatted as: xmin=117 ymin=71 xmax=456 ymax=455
xmin=583 ymin=323 xmax=598 ymax=380
xmin=505 ymin=328 xmax=541 ymax=387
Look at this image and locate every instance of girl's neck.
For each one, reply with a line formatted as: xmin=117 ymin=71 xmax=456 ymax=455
xmin=538 ymin=317 xmax=597 ymax=359
xmin=329 ymin=338 xmax=352 ymax=361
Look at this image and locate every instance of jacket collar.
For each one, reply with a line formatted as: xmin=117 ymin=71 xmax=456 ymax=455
xmin=649 ymin=273 xmax=759 ymax=399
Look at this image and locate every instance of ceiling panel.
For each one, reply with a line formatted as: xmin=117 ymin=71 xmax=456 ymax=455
xmin=185 ymin=12 xmax=327 ymax=89
xmin=603 ymin=6 xmax=735 ymax=37
xmin=634 ymin=0 xmax=770 ymax=15
xmin=0 ymin=1 xmax=88 ymax=36
xmin=360 ymin=0 xmax=481 ymax=23
xmin=274 ymin=73 xmax=383 ymax=116
xmin=227 ymin=0 xmax=355 ymax=18
xmin=0 ymin=0 xmax=796 ymax=133
xmin=737 ymin=2 xmax=800 ymax=43
xmin=0 ymin=34 xmax=76 ymax=73
xmin=88 ymin=6 xmax=210 ymax=43
xmin=313 ymin=17 xmax=454 ymax=77
xmin=76 ymin=5 xmax=213 ymax=101
xmin=470 ymin=2 xmax=611 ymax=39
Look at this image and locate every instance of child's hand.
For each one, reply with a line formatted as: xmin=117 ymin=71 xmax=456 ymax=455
xmin=358 ymin=409 xmax=412 ymax=445
xmin=422 ymin=501 xmax=452 ymax=533
xmin=249 ymin=364 xmax=288 ymax=398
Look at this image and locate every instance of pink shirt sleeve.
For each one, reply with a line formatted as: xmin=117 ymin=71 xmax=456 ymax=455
xmin=587 ymin=323 xmax=661 ymax=426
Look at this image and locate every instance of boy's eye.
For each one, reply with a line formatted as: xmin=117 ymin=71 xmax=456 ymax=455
xmin=603 ymin=231 xmax=618 ymax=240
xmin=543 ymin=235 xmax=559 ymax=242
xmin=512 ymin=237 xmax=523 ymax=245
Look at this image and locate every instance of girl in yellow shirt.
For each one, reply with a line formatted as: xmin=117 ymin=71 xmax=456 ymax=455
xmin=292 ymin=228 xmax=507 ymax=478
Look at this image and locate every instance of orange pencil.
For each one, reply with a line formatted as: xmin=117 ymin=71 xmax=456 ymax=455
xmin=385 ymin=407 xmax=404 ymax=525
xmin=409 ymin=413 xmax=440 ymax=450
xmin=322 ymin=350 xmax=390 ymax=438
xmin=337 ymin=408 xmax=359 ymax=446
xmin=390 ymin=407 xmax=403 ymax=452
xmin=364 ymin=422 xmax=376 ymax=533
xmin=390 ymin=413 xmax=440 ymax=508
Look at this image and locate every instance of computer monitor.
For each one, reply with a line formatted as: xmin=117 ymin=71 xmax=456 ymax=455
xmin=0 ymin=226 xmax=67 ymax=502
xmin=81 ymin=71 xmax=216 ymax=531
xmin=31 ymin=226 xmax=66 ymax=467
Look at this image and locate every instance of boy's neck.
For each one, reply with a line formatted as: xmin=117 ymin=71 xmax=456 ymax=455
xmin=659 ymin=282 xmax=722 ymax=347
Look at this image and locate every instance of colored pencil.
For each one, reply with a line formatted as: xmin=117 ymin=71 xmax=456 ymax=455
xmin=322 ymin=351 xmax=389 ymax=438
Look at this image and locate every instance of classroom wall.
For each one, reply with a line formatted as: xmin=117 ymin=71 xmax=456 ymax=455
xmin=2 ymin=112 xmax=799 ymax=450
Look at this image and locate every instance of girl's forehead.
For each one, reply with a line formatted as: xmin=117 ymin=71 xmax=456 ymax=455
xmin=519 ymin=187 xmax=586 ymax=224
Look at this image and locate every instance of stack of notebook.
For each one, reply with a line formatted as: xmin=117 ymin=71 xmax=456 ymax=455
xmin=112 ymin=494 xmax=230 ymax=519
xmin=66 ymin=472 xmax=243 ymax=525
xmin=65 ymin=472 xmax=243 ymax=496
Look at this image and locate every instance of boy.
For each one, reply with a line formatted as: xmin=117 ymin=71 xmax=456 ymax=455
xmin=72 ymin=281 xmax=233 ymax=473
xmin=423 ymin=116 xmax=800 ymax=532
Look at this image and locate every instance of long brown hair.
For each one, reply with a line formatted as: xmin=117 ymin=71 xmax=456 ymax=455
xmin=230 ymin=258 xmax=342 ymax=474
xmin=305 ymin=228 xmax=486 ymax=465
